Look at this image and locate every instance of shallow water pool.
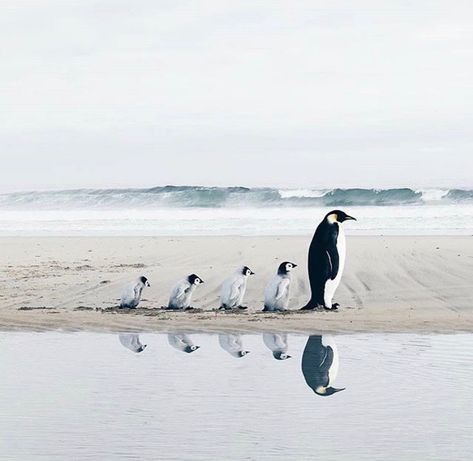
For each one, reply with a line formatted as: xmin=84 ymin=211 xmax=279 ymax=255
xmin=0 ymin=332 xmax=472 ymax=460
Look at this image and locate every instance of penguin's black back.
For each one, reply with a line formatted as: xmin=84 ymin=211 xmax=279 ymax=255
xmin=301 ymin=335 xmax=332 ymax=390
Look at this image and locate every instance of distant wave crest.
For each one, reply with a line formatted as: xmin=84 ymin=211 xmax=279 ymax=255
xmin=0 ymin=186 xmax=471 ymax=209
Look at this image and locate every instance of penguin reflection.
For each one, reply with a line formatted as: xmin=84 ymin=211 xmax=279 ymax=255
xmin=118 ymin=333 xmax=147 ymax=353
xmin=301 ymin=335 xmax=345 ymax=396
xmin=168 ymin=334 xmax=200 ymax=354
xmin=218 ymin=334 xmax=250 ymax=358
xmin=262 ymin=333 xmax=291 ymax=360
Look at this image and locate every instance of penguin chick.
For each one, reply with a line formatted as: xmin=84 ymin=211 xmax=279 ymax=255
xmin=218 ymin=333 xmax=250 ymax=358
xmin=118 ymin=333 xmax=147 ymax=353
xmin=167 ymin=274 xmax=203 ymax=310
xmin=263 ymin=262 xmax=297 ymax=312
xmin=220 ymin=266 xmax=255 ymax=310
xmin=262 ymin=333 xmax=291 ymax=360
xmin=120 ymin=276 xmax=150 ymax=309
xmin=168 ymin=334 xmax=200 ymax=353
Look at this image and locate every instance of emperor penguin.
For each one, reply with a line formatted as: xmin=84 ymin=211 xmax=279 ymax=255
xmin=301 ymin=210 xmax=356 ymax=310
xmin=118 ymin=333 xmax=147 ymax=353
xmin=167 ymin=274 xmax=204 ymax=310
xmin=263 ymin=262 xmax=297 ymax=312
xmin=301 ymin=335 xmax=345 ymax=396
xmin=219 ymin=266 xmax=255 ymax=310
xmin=262 ymin=333 xmax=291 ymax=360
xmin=120 ymin=276 xmax=150 ymax=309
xmin=218 ymin=333 xmax=250 ymax=358
xmin=168 ymin=333 xmax=200 ymax=354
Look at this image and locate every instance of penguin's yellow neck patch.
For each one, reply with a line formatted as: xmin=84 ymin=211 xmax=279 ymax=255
xmin=316 ymin=386 xmax=327 ymax=394
xmin=327 ymin=213 xmax=338 ymax=224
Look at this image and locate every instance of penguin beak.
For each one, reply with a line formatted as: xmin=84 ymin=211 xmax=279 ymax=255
xmin=146 ymin=282 xmax=151 ymax=287
xmin=346 ymin=215 xmax=356 ymax=221
xmin=250 ymin=271 xmax=255 ymax=275
xmin=326 ymin=387 xmax=346 ymax=395
xmin=292 ymin=264 xmax=298 ymax=268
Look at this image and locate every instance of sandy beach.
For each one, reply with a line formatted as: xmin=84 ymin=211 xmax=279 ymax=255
xmin=0 ymin=235 xmax=472 ymax=333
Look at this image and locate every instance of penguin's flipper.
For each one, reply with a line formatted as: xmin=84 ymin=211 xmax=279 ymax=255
xmin=133 ymin=284 xmax=142 ymax=301
xmin=326 ymin=242 xmax=339 ymax=280
xmin=275 ymin=278 xmax=290 ymax=300
xmin=227 ymin=280 xmax=241 ymax=307
xmin=319 ymin=346 xmax=334 ymax=372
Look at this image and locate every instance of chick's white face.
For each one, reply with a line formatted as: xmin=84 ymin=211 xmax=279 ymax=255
xmin=194 ymin=278 xmax=201 ymax=285
xmin=245 ymin=268 xmax=252 ymax=276
xmin=285 ymin=263 xmax=294 ymax=272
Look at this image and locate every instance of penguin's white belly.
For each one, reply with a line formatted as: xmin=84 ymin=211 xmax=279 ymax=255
xmin=322 ymin=335 xmax=339 ymax=385
xmin=324 ymin=228 xmax=346 ymax=307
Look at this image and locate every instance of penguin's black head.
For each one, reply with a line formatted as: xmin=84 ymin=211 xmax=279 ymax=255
xmin=325 ymin=210 xmax=356 ymax=224
xmin=315 ymin=386 xmax=346 ymax=396
xmin=238 ymin=350 xmax=250 ymax=357
xmin=273 ymin=351 xmax=292 ymax=360
xmin=278 ymin=261 xmax=297 ymax=275
xmin=242 ymin=266 xmax=255 ymax=276
xmin=188 ymin=274 xmax=204 ymax=285
xmin=140 ymin=276 xmax=150 ymax=287
xmin=184 ymin=345 xmax=200 ymax=353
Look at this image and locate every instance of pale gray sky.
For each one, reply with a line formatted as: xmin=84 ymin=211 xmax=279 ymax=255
xmin=1 ymin=0 xmax=472 ymax=191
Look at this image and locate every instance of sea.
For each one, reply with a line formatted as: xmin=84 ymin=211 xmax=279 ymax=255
xmin=0 ymin=186 xmax=472 ymax=236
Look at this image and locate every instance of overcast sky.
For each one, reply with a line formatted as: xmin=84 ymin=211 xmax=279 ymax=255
xmin=1 ymin=0 xmax=472 ymax=191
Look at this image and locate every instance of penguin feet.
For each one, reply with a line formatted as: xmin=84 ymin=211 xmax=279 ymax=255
xmin=184 ymin=306 xmax=195 ymax=311
xmin=324 ymin=303 xmax=340 ymax=311
xmin=237 ymin=305 xmax=248 ymax=310
xmin=301 ymin=304 xmax=324 ymax=311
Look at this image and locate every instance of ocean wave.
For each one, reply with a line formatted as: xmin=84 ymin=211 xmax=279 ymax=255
xmin=0 ymin=186 xmax=472 ymax=209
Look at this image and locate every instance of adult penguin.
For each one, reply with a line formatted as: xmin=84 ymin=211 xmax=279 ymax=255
xmin=301 ymin=210 xmax=355 ymax=310
xmin=301 ymin=335 xmax=345 ymax=396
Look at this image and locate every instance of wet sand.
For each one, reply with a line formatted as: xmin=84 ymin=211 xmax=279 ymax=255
xmin=0 ymin=236 xmax=472 ymax=332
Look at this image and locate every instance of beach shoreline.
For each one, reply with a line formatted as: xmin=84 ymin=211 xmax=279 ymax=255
xmin=1 ymin=235 xmax=472 ymax=333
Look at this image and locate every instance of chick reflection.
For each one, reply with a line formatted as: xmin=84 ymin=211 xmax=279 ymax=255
xmin=262 ymin=333 xmax=291 ymax=360
xmin=168 ymin=334 xmax=200 ymax=354
xmin=301 ymin=335 xmax=345 ymax=396
xmin=118 ymin=333 xmax=147 ymax=353
xmin=218 ymin=334 xmax=250 ymax=358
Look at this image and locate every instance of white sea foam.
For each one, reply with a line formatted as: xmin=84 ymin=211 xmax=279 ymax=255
xmin=0 ymin=204 xmax=472 ymax=236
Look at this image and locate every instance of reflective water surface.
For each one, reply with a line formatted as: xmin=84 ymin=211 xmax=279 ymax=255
xmin=1 ymin=332 xmax=472 ymax=460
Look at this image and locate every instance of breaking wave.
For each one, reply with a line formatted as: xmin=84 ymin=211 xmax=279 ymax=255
xmin=0 ymin=186 xmax=472 ymax=209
